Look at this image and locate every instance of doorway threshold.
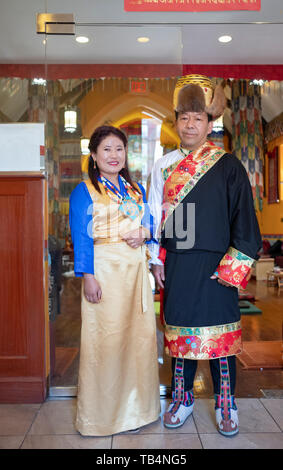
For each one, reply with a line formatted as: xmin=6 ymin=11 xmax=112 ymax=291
xmin=48 ymin=385 xmax=171 ymax=399
xmin=49 ymin=386 xmax=77 ymax=398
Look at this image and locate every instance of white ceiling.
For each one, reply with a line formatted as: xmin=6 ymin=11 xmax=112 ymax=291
xmin=0 ymin=0 xmax=283 ymax=123
xmin=0 ymin=0 xmax=282 ymax=64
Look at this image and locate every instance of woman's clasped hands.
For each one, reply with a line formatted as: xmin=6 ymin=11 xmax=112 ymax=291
xmin=122 ymin=226 xmax=149 ymax=249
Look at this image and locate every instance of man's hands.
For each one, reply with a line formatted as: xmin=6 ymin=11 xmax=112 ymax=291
xmin=152 ymin=264 xmax=165 ymax=290
xmin=210 ymin=270 xmax=252 ymax=288
xmin=151 ymin=266 xmax=251 ymax=291
xmin=210 ymin=274 xmax=233 ymax=288
xmin=83 ymin=274 xmax=102 ymax=303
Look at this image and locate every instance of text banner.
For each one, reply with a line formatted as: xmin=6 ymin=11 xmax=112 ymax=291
xmin=124 ymin=1 xmax=261 ymax=12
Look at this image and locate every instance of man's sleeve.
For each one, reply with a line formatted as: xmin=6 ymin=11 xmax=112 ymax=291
xmin=69 ymin=182 xmax=94 ymax=277
xmin=214 ymin=160 xmax=262 ymax=289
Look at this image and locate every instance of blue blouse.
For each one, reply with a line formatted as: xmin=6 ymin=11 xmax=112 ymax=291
xmin=69 ymin=177 xmax=155 ymax=277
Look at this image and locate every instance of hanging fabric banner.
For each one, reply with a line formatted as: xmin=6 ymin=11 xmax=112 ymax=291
xmin=124 ymin=0 xmax=261 ymax=12
xmin=267 ymin=147 xmax=279 ymax=204
xmin=231 ymin=79 xmax=264 ymax=212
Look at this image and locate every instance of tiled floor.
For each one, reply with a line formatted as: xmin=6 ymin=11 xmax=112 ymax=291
xmin=0 ymin=397 xmax=282 ymax=449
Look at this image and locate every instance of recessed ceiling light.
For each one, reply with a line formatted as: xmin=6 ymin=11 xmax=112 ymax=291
xmin=218 ymin=35 xmax=232 ymax=43
xmin=76 ymin=36 xmax=90 ymax=44
xmin=137 ymin=37 xmax=150 ymax=43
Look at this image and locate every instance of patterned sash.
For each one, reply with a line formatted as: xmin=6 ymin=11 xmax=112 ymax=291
xmin=161 ymin=141 xmax=226 ymax=230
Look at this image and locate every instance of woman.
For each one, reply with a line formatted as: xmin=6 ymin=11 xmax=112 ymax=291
xmin=69 ymin=125 xmax=160 ymax=436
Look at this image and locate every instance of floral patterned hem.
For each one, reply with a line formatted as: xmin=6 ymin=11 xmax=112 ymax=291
xmin=214 ymin=246 xmax=255 ymax=289
xmin=164 ymin=321 xmax=242 ymax=360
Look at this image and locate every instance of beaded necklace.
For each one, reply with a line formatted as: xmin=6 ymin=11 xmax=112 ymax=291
xmin=98 ymin=175 xmax=143 ymax=221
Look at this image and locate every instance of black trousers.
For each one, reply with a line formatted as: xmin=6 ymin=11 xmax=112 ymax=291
xmin=171 ymin=355 xmax=236 ymax=396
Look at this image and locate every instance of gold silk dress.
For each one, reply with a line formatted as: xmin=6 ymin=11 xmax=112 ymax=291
xmin=75 ymin=179 xmax=160 ymax=436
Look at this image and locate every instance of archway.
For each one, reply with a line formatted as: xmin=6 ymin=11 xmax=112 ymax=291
xmin=79 ymin=85 xmax=180 ymax=181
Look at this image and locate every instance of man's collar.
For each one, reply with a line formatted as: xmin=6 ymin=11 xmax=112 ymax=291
xmin=179 ymin=141 xmax=217 ymax=161
xmin=179 ymin=146 xmax=193 ymax=158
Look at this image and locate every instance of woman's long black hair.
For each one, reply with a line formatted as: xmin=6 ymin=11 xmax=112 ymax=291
xmin=88 ymin=125 xmax=140 ymax=194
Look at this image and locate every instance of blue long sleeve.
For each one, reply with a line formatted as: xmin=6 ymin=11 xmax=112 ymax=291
xmin=137 ymin=183 xmax=157 ymax=244
xmin=69 ymin=182 xmax=94 ymax=277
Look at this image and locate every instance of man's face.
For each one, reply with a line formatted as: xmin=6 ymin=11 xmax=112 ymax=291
xmin=175 ymin=111 xmax=214 ymax=151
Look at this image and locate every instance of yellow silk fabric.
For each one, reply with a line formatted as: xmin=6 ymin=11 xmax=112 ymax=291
xmin=87 ymin=180 xmax=143 ymax=244
xmin=76 ymin=180 xmax=160 ymax=436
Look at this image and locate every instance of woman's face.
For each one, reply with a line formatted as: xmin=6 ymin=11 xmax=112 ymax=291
xmin=92 ymin=134 xmax=126 ymax=180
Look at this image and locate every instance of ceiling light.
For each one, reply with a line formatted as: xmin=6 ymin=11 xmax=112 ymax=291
xmin=64 ymin=106 xmax=77 ymax=133
xmin=212 ymin=116 xmax=224 ymax=133
xmin=32 ymin=78 xmax=47 ymax=86
xmin=218 ymin=35 xmax=232 ymax=44
xmin=137 ymin=37 xmax=150 ymax=43
xmin=250 ymin=79 xmax=266 ymax=86
xmin=76 ymin=36 xmax=89 ymax=44
xmin=80 ymin=137 xmax=90 ymax=155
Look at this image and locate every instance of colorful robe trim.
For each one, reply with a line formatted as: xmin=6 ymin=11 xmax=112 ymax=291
xmin=164 ymin=321 xmax=242 ymax=360
xmin=214 ymin=246 xmax=255 ymax=289
xmin=161 ymin=142 xmax=226 ymax=231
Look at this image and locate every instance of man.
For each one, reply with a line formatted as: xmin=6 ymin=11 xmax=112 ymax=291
xmin=148 ymin=74 xmax=262 ymax=437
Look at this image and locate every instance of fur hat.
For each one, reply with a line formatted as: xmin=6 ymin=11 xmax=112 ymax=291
xmin=173 ymin=74 xmax=226 ymax=120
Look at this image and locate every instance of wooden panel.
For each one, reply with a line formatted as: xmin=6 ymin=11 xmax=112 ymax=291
xmin=0 ymin=378 xmax=46 ymax=404
xmin=0 ymin=189 xmax=26 ymax=360
xmin=0 ymin=174 xmax=47 ymax=402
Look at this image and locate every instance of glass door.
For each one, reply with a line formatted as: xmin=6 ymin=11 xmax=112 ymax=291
xmin=44 ymin=22 xmax=183 ymax=397
xmin=43 ymin=18 xmax=283 ymax=399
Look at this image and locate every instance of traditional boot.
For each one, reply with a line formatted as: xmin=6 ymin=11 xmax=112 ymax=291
xmin=215 ymin=394 xmax=239 ymax=437
xmin=163 ymin=390 xmax=194 ymax=428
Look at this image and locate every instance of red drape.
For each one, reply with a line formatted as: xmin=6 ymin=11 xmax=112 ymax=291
xmin=1 ymin=64 xmax=283 ymax=81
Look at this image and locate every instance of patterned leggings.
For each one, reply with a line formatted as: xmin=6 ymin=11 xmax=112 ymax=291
xmin=171 ymin=356 xmax=236 ymax=400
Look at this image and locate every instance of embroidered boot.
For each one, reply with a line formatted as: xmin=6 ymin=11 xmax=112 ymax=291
xmin=215 ymin=394 xmax=239 ymax=437
xmin=163 ymin=390 xmax=194 ymax=429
